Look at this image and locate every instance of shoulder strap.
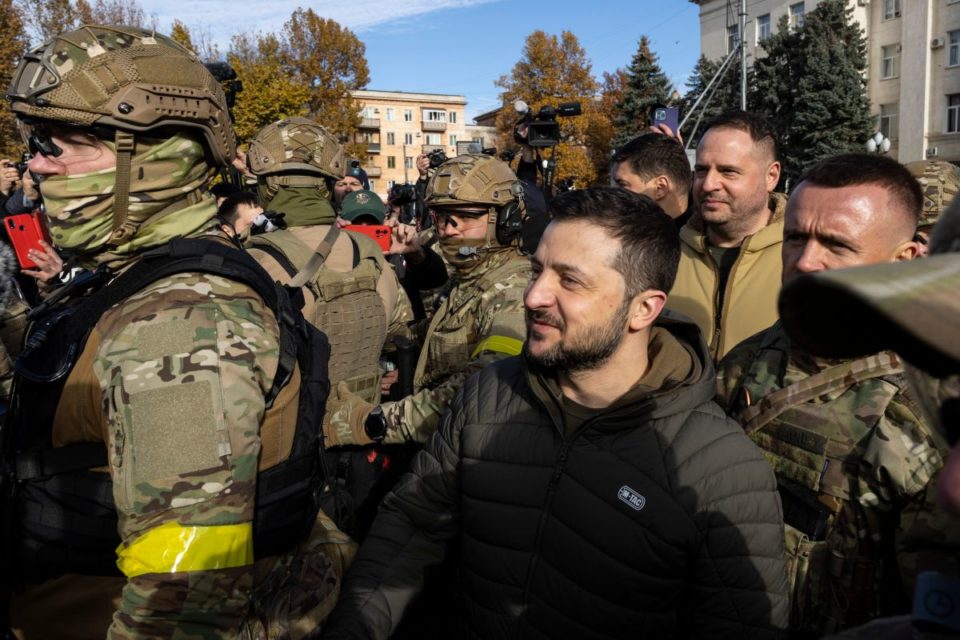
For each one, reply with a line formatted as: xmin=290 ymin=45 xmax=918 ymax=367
xmin=67 ymin=238 xmax=300 ymax=407
xmin=289 ymin=225 xmax=341 ymax=289
xmin=741 ymin=352 xmax=905 ymax=435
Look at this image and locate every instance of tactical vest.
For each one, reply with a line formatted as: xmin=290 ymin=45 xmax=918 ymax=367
xmin=249 ymin=227 xmax=386 ymax=404
xmin=415 ymin=250 xmax=527 ymax=390
xmin=731 ymin=334 xmax=922 ymax=635
xmin=0 ymin=238 xmax=331 ymax=587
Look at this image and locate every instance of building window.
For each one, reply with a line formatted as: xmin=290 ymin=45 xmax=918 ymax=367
xmin=879 ymin=103 xmax=898 ymax=139
xmin=386 ymin=108 xmax=395 ymax=121
xmin=756 ymin=14 xmax=771 ymax=43
xmin=883 ymin=0 xmax=901 ymax=20
xmin=881 ymin=44 xmax=900 ymax=79
xmin=472 ymin=137 xmax=483 ymax=144
xmin=449 ymin=111 xmax=457 ymax=123
xmin=387 ymin=156 xmax=396 ymax=169
xmin=387 ymin=180 xmax=396 ymax=189
xmin=950 ymin=30 xmax=960 ymax=67
xmin=404 ymin=156 xmax=413 ymax=169
xmin=449 ymin=134 xmax=457 ymax=146
xmin=403 ymin=109 xmax=413 ymax=122
xmin=789 ymin=3 xmax=805 ymax=30
xmin=425 ymin=133 xmax=441 ymax=145
xmin=948 ymin=94 xmax=960 ymax=133
xmin=423 ymin=109 xmax=446 ymax=122
xmin=404 ymin=133 xmax=414 ymax=145
xmin=368 ymin=179 xmax=376 ymax=191
xmin=727 ymin=24 xmax=740 ymax=54
xmin=386 ymin=132 xmax=395 ymax=145
xmin=360 ymin=106 xmax=375 ymax=118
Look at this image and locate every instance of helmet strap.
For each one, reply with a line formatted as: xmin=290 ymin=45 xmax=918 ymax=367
xmin=110 ymin=129 xmax=137 ymax=241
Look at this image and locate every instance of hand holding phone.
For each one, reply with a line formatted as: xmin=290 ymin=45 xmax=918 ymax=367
xmin=651 ymin=105 xmax=680 ymax=138
xmin=4 ymin=212 xmax=53 ymax=270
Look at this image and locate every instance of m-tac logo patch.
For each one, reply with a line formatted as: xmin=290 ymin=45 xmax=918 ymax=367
xmin=618 ymin=485 xmax=646 ymax=511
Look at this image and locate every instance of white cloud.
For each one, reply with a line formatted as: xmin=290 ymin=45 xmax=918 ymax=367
xmin=141 ymin=0 xmax=501 ymax=46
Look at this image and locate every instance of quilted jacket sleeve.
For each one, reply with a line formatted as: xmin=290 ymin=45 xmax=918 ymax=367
xmin=671 ymin=403 xmax=790 ymax=638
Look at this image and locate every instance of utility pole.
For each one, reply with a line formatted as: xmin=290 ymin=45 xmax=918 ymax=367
xmin=739 ymin=0 xmax=747 ymax=110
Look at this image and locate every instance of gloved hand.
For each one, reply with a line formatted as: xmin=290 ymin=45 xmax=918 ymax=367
xmin=323 ymin=381 xmax=374 ymax=447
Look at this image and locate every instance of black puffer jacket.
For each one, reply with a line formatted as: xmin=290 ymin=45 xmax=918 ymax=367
xmin=325 ymin=316 xmax=789 ymax=639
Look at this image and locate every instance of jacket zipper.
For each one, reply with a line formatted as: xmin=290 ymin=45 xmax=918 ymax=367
xmin=520 ymin=416 xmax=593 ymax=616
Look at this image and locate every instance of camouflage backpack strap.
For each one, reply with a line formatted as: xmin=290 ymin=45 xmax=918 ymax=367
xmin=289 ymin=225 xmax=341 ymax=289
xmin=741 ymin=352 xmax=905 ymax=435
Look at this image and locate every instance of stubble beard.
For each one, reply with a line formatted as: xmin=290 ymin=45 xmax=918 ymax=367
xmin=524 ymin=297 xmax=631 ymax=375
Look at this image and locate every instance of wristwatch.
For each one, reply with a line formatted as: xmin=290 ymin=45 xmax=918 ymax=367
xmin=364 ymin=405 xmax=388 ymax=442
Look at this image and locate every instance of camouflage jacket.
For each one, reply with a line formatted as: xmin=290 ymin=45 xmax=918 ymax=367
xmin=717 ymin=322 xmax=960 ymax=636
xmin=382 ymin=248 xmax=531 ymax=443
xmin=10 ymin=269 xmax=355 ymax=639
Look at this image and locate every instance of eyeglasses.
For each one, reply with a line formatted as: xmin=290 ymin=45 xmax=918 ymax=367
xmin=430 ymin=208 xmax=488 ymax=230
xmin=18 ymin=121 xmax=104 ymax=161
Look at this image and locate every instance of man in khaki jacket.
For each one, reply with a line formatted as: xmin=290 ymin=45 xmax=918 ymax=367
xmin=666 ymin=110 xmax=785 ymax=360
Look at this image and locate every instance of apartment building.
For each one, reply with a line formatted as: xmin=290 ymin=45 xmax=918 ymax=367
xmin=691 ymin=0 xmax=960 ymax=163
xmin=350 ymin=90 xmax=468 ymax=199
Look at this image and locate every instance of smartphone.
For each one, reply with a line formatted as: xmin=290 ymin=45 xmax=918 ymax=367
xmin=4 ymin=212 xmax=52 ymax=270
xmin=651 ymin=105 xmax=680 ymax=135
xmin=345 ymin=224 xmax=391 ymax=253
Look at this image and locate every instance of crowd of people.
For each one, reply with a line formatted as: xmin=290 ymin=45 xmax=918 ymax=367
xmin=0 ymin=22 xmax=958 ymax=640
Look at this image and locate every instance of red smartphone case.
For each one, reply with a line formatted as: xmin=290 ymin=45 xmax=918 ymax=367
xmin=4 ymin=212 xmax=52 ymax=270
xmin=344 ymin=224 xmax=391 ymax=253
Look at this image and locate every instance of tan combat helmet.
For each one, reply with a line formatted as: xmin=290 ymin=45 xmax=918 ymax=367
xmin=9 ymin=25 xmax=235 ymax=245
xmin=9 ymin=25 xmax=234 ymax=166
xmin=426 ymin=153 xmax=521 ymax=210
xmin=246 ymin=117 xmax=345 ymax=199
xmin=906 ymin=160 xmax=960 ymax=230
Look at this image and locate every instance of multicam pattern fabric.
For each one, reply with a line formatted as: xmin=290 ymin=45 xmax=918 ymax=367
xmin=717 ymin=322 xmax=959 ymax=637
xmin=380 ymin=248 xmax=531 ymax=443
xmin=906 ymin=160 xmax=960 ymax=229
xmin=247 ymin=117 xmax=345 ymax=180
xmin=39 ymin=133 xmax=217 ymax=267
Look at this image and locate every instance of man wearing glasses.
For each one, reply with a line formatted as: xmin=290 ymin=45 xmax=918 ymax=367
xmin=325 ymin=154 xmax=532 ymax=446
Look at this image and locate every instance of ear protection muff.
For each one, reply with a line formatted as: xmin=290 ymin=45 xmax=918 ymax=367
xmin=495 ymin=182 xmax=526 ymax=246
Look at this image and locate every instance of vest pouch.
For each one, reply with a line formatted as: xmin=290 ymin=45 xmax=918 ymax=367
xmin=15 ymin=468 xmax=121 ymax=583
xmin=785 ymin=523 xmax=831 ymax=635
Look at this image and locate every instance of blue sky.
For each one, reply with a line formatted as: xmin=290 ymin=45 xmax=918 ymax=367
xmin=138 ymin=0 xmax=702 ymax=121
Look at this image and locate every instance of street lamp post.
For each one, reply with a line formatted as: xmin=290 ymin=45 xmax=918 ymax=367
xmin=865 ymin=131 xmax=891 ymax=154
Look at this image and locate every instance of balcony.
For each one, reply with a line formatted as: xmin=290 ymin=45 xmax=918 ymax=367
xmin=421 ymin=120 xmax=447 ymax=132
xmin=364 ymin=143 xmax=381 ymax=154
xmin=359 ymin=117 xmax=380 ymax=129
xmin=421 ymin=144 xmax=445 ymax=155
xmin=363 ymin=165 xmax=382 ymax=177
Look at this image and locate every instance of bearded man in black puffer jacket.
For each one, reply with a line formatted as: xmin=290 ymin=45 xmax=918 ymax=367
xmin=325 ymin=187 xmax=789 ymax=639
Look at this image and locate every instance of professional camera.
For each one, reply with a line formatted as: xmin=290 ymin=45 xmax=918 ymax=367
xmin=513 ymin=100 xmax=582 ymax=147
xmin=426 ymin=148 xmax=447 ymax=169
xmin=389 ymin=183 xmax=417 ymax=206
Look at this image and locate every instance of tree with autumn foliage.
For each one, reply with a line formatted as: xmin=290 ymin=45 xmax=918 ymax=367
xmin=612 ymin=36 xmax=673 ymax=148
xmin=0 ymin=0 xmax=28 ymax=158
xmin=227 ymin=32 xmax=310 ymax=143
xmin=22 ymin=0 xmax=150 ymax=42
xmin=279 ymin=8 xmax=369 ymax=156
xmin=495 ymin=30 xmax=600 ymax=188
xmin=585 ymin=69 xmax=628 ymax=184
xmin=169 ymin=19 xmax=195 ymax=54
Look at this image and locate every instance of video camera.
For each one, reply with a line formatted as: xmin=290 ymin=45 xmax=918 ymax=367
xmin=513 ymin=100 xmax=582 ymax=147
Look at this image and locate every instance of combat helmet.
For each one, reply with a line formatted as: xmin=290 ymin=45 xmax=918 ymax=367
xmin=905 ymin=160 xmax=960 ymax=230
xmin=247 ymin=117 xmax=345 ymax=199
xmin=426 ymin=153 xmax=521 ymax=210
xmin=9 ymin=24 xmax=235 ymax=247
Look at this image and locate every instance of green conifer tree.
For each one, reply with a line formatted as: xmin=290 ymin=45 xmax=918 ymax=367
xmin=613 ymin=36 xmax=672 ymax=148
xmin=753 ymin=0 xmax=872 ymax=187
xmin=680 ymin=54 xmax=741 ymax=146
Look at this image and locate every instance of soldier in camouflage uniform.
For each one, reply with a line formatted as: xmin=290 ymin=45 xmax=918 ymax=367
xmin=3 ymin=25 xmax=353 ymax=639
xmin=905 ymin=160 xmax=959 ymax=256
xmin=717 ymin=154 xmax=960 ymax=637
xmin=243 ymin=117 xmax=413 ymax=422
xmin=325 ymin=154 xmax=532 ymax=445
xmin=777 ymin=196 xmax=960 ymax=640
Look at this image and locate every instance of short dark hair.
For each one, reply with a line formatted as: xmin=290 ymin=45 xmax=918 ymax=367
xmin=217 ymin=191 xmax=259 ymax=226
xmin=703 ymin=109 xmax=779 ymax=162
xmin=612 ymin=133 xmax=691 ymax=194
xmin=799 ymin=153 xmax=922 ymax=229
xmin=548 ymin=187 xmax=680 ymax=296
xmin=210 ymin=182 xmax=236 ymax=199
